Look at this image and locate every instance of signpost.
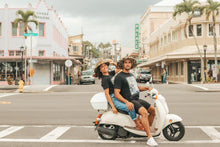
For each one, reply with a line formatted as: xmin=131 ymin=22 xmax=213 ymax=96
xmin=24 ymin=31 xmax=38 ymax=84
xmin=135 ymin=24 xmax=139 ymax=50
xmin=65 ymin=60 xmax=73 ymax=85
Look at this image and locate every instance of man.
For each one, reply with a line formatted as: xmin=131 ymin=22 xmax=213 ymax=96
xmin=114 ymin=57 xmax=158 ymax=146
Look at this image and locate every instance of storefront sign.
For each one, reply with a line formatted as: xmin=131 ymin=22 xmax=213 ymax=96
xmin=135 ymin=24 xmax=139 ymax=50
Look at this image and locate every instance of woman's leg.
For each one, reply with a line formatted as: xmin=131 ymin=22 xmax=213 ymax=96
xmin=111 ymin=96 xmax=137 ymax=120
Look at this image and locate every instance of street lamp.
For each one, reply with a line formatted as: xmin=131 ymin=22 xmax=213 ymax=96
xmin=20 ymin=46 xmax=25 ymax=81
xmin=203 ymin=45 xmax=207 ymax=82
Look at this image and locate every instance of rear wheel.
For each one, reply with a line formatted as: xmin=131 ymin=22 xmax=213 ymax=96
xmin=97 ymin=124 xmax=117 ymax=140
xmin=163 ymin=122 xmax=185 ymax=141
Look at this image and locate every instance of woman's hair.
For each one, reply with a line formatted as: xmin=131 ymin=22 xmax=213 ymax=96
xmin=93 ymin=66 xmax=103 ymax=79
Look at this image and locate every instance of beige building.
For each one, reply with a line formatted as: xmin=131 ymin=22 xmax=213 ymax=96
xmin=139 ymin=0 xmax=220 ymax=83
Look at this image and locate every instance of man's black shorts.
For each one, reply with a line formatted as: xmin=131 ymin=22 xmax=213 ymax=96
xmin=131 ymin=99 xmax=151 ymax=114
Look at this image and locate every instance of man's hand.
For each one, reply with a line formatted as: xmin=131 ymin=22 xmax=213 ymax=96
xmin=148 ymin=87 xmax=152 ymax=91
xmin=112 ymin=106 xmax=118 ymax=114
xmin=125 ymin=101 xmax=134 ymax=111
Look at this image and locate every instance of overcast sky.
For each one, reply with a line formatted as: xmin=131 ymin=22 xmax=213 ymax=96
xmin=0 ymin=0 xmax=161 ymax=48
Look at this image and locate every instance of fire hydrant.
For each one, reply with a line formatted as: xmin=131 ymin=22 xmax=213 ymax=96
xmin=18 ymin=80 xmax=24 ymax=93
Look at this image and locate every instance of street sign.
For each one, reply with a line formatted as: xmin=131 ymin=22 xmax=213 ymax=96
xmin=135 ymin=24 xmax=139 ymax=50
xmin=65 ymin=60 xmax=72 ymax=67
xmin=24 ymin=31 xmax=39 ymax=37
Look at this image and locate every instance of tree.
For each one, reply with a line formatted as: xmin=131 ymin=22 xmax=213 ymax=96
xmin=173 ymin=0 xmax=205 ymax=83
xmin=83 ymin=41 xmax=100 ymax=58
xmin=13 ymin=10 xmax=38 ymax=37
xmin=205 ymin=0 xmax=220 ymax=81
xmin=98 ymin=42 xmax=112 ymax=58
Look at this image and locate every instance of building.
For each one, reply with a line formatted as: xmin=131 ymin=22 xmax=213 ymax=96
xmin=0 ymin=0 xmax=80 ymax=85
xmin=139 ymin=0 xmax=220 ymax=83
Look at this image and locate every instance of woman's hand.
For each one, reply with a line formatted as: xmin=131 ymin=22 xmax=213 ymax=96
xmin=112 ymin=106 xmax=118 ymax=114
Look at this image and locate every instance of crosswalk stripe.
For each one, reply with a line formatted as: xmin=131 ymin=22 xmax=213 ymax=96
xmin=200 ymin=126 xmax=220 ymax=140
xmin=40 ymin=127 xmax=70 ymax=140
xmin=0 ymin=126 xmax=24 ymax=138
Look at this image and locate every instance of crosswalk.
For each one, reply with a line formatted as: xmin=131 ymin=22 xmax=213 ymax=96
xmin=0 ymin=125 xmax=220 ymax=144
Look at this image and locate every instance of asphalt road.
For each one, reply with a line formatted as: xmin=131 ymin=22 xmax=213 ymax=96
xmin=0 ymin=83 xmax=220 ymax=147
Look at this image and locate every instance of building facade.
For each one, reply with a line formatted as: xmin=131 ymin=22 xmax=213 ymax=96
xmin=139 ymin=0 xmax=220 ymax=83
xmin=0 ymin=0 xmax=79 ymax=85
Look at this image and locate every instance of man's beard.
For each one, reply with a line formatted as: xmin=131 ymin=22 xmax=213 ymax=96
xmin=124 ymin=66 xmax=131 ymax=71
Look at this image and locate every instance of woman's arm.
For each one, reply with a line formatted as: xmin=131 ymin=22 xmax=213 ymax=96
xmin=104 ymin=88 xmax=118 ymax=113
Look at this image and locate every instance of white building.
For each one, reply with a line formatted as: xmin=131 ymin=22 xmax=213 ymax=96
xmin=0 ymin=0 xmax=79 ymax=85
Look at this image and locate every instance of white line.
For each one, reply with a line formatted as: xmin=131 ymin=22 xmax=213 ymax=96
xmin=40 ymin=127 xmax=70 ymax=140
xmin=200 ymin=126 xmax=220 ymax=140
xmin=189 ymin=84 xmax=209 ymax=90
xmin=0 ymin=93 xmax=20 ymax=99
xmin=0 ymin=139 xmax=219 ymax=144
xmin=0 ymin=126 xmax=24 ymax=138
xmin=43 ymin=85 xmax=57 ymax=92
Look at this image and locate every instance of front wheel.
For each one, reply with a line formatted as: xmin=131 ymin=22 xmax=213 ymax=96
xmin=163 ymin=122 xmax=185 ymax=141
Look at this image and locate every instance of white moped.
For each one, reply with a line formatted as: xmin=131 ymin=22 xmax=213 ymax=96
xmin=90 ymin=79 xmax=185 ymax=141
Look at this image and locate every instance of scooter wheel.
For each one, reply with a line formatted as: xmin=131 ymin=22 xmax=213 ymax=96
xmin=163 ymin=122 xmax=185 ymax=141
xmin=97 ymin=124 xmax=117 ymax=140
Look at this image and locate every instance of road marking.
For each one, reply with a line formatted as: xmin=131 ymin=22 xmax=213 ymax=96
xmin=0 ymin=126 xmax=24 ymax=138
xmin=43 ymin=85 xmax=57 ymax=92
xmin=189 ymin=84 xmax=209 ymax=90
xmin=0 ymin=101 xmax=11 ymax=104
xmin=0 ymin=139 xmax=219 ymax=144
xmin=40 ymin=127 xmax=70 ymax=140
xmin=0 ymin=93 xmax=20 ymax=99
xmin=200 ymin=126 xmax=220 ymax=140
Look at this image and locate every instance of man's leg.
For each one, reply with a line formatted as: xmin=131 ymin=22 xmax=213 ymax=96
xmin=148 ymin=106 xmax=156 ymax=126
xmin=138 ymin=107 xmax=152 ymax=139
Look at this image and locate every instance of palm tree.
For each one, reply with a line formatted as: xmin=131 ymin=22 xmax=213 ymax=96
xmin=13 ymin=10 xmax=38 ymax=84
xmin=205 ymin=0 xmax=220 ymax=82
xmin=13 ymin=10 xmax=38 ymax=36
xmin=173 ymin=0 xmax=205 ymax=83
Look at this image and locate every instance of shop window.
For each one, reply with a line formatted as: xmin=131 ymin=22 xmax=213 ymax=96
xmin=196 ymin=24 xmax=202 ymax=36
xmin=39 ymin=23 xmax=45 ymax=37
xmin=9 ymin=51 xmax=14 ymax=56
xmin=39 ymin=50 xmax=45 ymax=56
xmin=0 ymin=50 xmax=4 ymax=56
xmin=209 ymin=24 xmax=213 ymax=36
xmin=0 ymin=23 xmax=2 ymax=36
xmin=176 ymin=63 xmax=179 ymax=75
xmin=53 ymin=64 xmax=61 ymax=81
xmin=181 ymin=62 xmax=184 ymax=75
xmin=188 ymin=25 xmax=193 ymax=37
xmin=0 ymin=62 xmax=6 ymax=81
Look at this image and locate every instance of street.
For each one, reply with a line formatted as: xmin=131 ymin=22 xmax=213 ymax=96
xmin=0 ymin=83 xmax=220 ymax=147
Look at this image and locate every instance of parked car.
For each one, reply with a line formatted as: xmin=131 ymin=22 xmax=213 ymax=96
xmin=80 ymin=70 xmax=95 ymax=84
xmin=136 ymin=69 xmax=152 ymax=83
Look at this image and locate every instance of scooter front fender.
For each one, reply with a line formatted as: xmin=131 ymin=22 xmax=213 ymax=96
xmin=100 ymin=111 xmax=135 ymax=127
xmin=163 ymin=114 xmax=183 ymax=128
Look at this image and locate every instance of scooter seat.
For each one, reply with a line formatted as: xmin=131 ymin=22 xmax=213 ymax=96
xmin=117 ymin=109 xmax=129 ymax=115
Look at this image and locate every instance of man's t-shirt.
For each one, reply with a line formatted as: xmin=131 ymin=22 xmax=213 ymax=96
xmin=114 ymin=72 xmax=139 ymax=101
xmin=101 ymin=71 xmax=115 ymax=94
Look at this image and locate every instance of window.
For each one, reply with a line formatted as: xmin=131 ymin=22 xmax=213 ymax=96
xmin=39 ymin=23 xmax=45 ymax=37
xmin=19 ymin=22 xmax=24 ymax=36
xmin=12 ymin=23 xmax=17 ymax=36
xmin=39 ymin=50 xmax=45 ymax=56
xmin=9 ymin=51 xmax=14 ymax=56
xmin=16 ymin=51 xmax=21 ymax=56
xmin=181 ymin=62 xmax=184 ymax=75
xmin=0 ymin=50 xmax=4 ymax=56
xmin=73 ymin=46 xmax=78 ymax=52
xmin=0 ymin=23 xmax=2 ymax=36
xmin=209 ymin=24 xmax=213 ymax=36
xmin=196 ymin=24 xmax=202 ymax=36
xmin=188 ymin=25 xmax=193 ymax=37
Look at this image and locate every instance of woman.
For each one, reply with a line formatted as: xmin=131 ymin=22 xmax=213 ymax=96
xmin=94 ymin=60 xmax=142 ymax=129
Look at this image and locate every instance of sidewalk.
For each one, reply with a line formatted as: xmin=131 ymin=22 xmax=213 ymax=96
xmin=189 ymin=83 xmax=220 ymax=92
